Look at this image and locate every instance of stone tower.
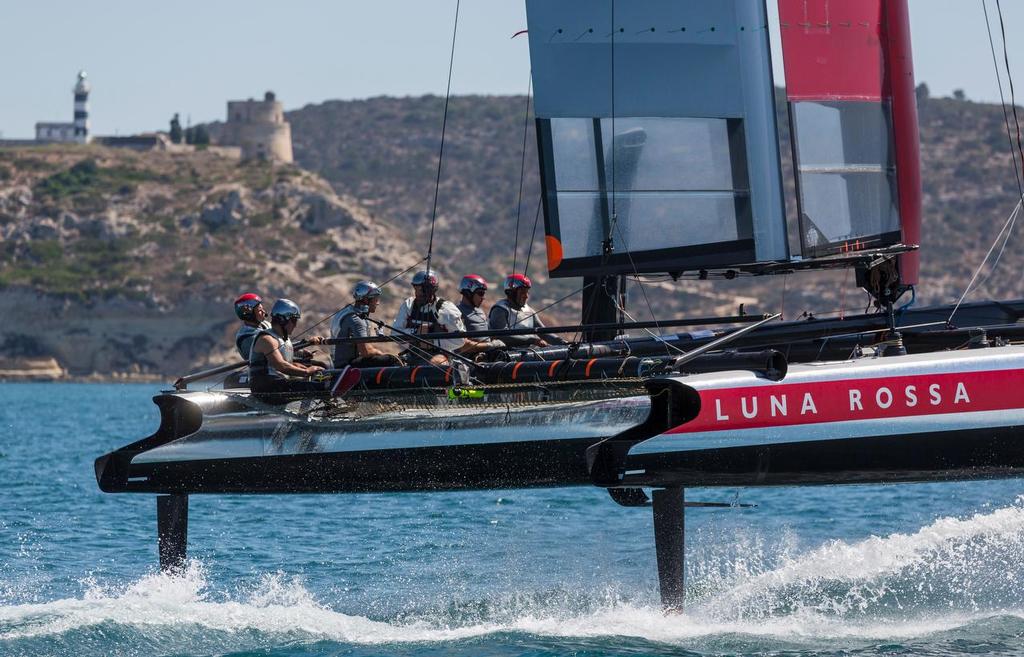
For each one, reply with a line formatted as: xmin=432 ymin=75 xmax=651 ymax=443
xmin=222 ymin=91 xmax=293 ymax=163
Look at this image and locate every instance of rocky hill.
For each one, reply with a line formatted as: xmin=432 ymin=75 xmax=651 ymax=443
xmin=0 ymin=147 xmax=420 ymax=378
xmin=2 ymin=90 xmax=1023 ymax=379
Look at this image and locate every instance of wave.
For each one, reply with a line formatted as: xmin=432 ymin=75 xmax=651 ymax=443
xmin=3 ymin=502 xmax=1024 ymax=654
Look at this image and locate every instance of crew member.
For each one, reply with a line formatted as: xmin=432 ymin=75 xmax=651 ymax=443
xmin=391 ymin=269 xmax=466 ymax=365
xmin=331 ymin=281 xmax=403 ymax=368
xmin=456 ymin=274 xmax=504 ymax=356
xmin=250 ymin=299 xmax=338 ymax=398
xmin=488 ymin=274 xmax=564 ymax=347
xmin=233 ymin=292 xmax=270 ymax=360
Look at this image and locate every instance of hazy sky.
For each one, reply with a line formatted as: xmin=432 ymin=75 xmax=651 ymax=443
xmin=1 ymin=1 xmax=1022 ymax=138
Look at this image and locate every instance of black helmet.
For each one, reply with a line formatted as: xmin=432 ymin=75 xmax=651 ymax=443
xmin=270 ymin=298 xmax=301 ymax=323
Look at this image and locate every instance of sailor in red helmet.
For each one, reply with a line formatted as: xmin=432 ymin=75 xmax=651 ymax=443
xmin=392 ymin=269 xmax=467 ymax=365
xmin=488 ymin=274 xmax=564 ymax=347
xmin=455 ymin=274 xmax=504 ymax=356
xmin=233 ymin=293 xmax=270 ymax=360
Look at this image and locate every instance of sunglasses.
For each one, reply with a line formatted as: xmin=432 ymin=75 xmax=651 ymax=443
xmin=472 ymin=290 xmax=486 ymax=296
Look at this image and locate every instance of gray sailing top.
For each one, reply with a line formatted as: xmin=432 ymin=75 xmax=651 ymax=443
xmin=457 ymin=300 xmax=488 ymax=333
xmin=331 ymin=308 xmax=369 ymax=366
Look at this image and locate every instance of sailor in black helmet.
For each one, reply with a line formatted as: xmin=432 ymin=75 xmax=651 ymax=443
xmin=391 ymin=269 xmax=466 ymax=365
xmin=250 ymin=299 xmax=340 ymax=398
xmin=331 ymin=280 xmax=403 ymax=368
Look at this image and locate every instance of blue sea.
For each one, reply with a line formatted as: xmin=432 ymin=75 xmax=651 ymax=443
xmin=2 ymin=382 xmax=1024 ymax=656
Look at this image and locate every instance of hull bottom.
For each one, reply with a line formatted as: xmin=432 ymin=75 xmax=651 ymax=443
xmin=622 ymin=425 xmax=1024 ymax=488
xmin=109 ymin=437 xmax=599 ymax=494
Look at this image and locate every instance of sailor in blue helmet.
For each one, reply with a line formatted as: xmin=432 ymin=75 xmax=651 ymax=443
xmin=391 ymin=269 xmax=466 ymax=365
xmin=488 ymin=274 xmax=565 ymax=347
xmin=250 ymin=299 xmax=345 ymax=399
xmin=331 ymin=280 xmax=403 ymax=368
xmin=233 ymin=292 xmax=270 ymax=360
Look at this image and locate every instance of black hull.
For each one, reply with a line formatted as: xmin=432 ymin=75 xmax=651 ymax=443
xmin=101 ymin=437 xmax=598 ymax=495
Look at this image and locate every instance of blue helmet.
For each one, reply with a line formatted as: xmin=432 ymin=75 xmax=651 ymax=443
xmin=270 ymin=298 xmax=301 ymax=323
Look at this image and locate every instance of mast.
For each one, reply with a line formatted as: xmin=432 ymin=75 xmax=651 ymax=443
xmin=885 ymin=0 xmax=923 ymax=286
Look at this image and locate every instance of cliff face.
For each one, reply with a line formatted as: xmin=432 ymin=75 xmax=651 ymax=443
xmin=1 ymin=92 xmax=1022 ymax=380
xmin=0 ymin=147 xmax=421 ymax=378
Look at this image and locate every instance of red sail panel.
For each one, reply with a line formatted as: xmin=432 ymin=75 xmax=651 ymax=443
xmin=778 ymin=0 xmax=887 ymax=101
xmin=779 ymin=0 xmax=921 ymax=284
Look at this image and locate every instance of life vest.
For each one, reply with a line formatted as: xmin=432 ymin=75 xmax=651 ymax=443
xmin=331 ymin=307 xmax=365 ymax=365
xmin=234 ymin=320 xmax=269 ymax=360
xmin=457 ymin=300 xmax=488 ymax=333
xmin=248 ymin=327 xmax=294 ymax=380
xmin=492 ymin=298 xmax=542 ymax=330
xmin=406 ymin=297 xmax=447 ymax=334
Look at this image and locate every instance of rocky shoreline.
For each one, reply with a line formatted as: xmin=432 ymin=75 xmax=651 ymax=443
xmin=0 ymin=356 xmax=168 ymax=383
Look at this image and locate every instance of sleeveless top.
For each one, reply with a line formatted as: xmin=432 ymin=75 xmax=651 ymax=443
xmin=234 ymin=320 xmax=271 ymax=360
xmin=331 ymin=307 xmax=370 ymax=366
xmin=248 ymin=327 xmax=294 ymax=380
xmin=490 ymin=298 xmax=542 ymax=330
xmin=457 ymin=300 xmax=488 ymax=333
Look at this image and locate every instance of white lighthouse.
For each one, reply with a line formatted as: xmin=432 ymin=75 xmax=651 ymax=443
xmin=35 ymin=70 xmax=92 ymax=144
xmin=73 ymin=70 xmax=90 ymax=143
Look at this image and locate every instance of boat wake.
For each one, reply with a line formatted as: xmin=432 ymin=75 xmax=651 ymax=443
xmin=3 ymin=502 xmax=1024 ymax=656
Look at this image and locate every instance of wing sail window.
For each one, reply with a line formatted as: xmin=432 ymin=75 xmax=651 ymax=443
xmin=526 ymin=0 xmax=788 ymax=278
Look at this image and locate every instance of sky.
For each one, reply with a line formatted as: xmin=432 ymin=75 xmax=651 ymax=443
xmin=1 ymin=1 xmax=1022 ymax=139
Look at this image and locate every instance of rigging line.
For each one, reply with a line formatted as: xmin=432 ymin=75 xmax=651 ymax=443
xmin=528 ymin=283 xmax=593 ymax=321
xmin=948 ymin=198 xmax=1023 ymax=323
xmin=780 ymin=273 xmax=789 ymax=321
xmin=983 ymin=0 xmax=1024 ymax=199
xmin=425 ymin=0 xmax=461 ymax=276
xmin=611 ymin=213 xmax=663 ymax=337
xmin=511 ymin=74 xmax=533 ymax=274
xmin=975 ymin=204 xmax=1018 ymax=289
xmin=613 ymin=301 xmax=688 ymax=357
xmin=365 ymin=315 xmax=480 ymax=377
xmin=522 ymin=195 xmax=544 ymax=277
xmin=294 ymin=256 xmax=428 ymax=340
xmin=996 ymin=0 xmax=1024 ymax=189
xmin=609 ymin=0 xmax=616 ymax=226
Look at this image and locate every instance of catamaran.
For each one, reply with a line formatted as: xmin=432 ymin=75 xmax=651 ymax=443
xmin=96 ymin=0 xmax=1024 ymax=609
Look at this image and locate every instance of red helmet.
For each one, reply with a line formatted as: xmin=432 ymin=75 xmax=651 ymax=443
xmin=234 ymin=293 xmax=263 ymax=320
xmin=459 ymin=274 xmax=488 ymax=294
xmin=503 ymin=274 xmax=532 ymax=291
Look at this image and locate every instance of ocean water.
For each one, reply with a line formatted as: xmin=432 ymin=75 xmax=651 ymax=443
xmin=2 ymin=382 xmax=1024 ymax=657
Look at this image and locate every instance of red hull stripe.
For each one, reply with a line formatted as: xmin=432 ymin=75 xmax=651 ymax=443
xmin=668 ymin=369 xmax=1024 ymax=434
